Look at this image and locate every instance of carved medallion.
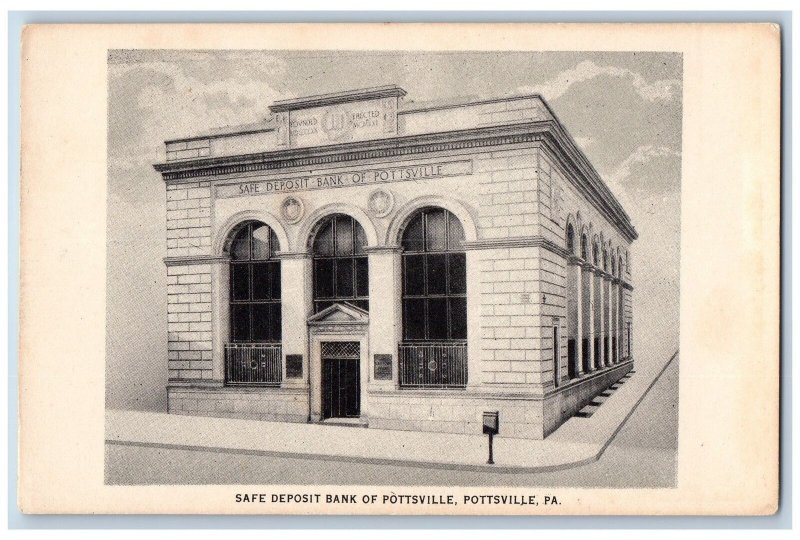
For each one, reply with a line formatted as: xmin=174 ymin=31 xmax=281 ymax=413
xmin=281 ymin=196 xmax=304 ymax=224
xmin=367 ymin=188 xmax=394 ymax=218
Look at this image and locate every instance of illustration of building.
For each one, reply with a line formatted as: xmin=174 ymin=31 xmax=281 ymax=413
xmin=153 ymin=85 xmax=637 ymax=440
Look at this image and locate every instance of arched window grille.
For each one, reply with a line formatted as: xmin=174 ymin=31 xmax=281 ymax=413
xmin=312 ymin=214 xmax=369 ymax=313
xmin=399 ymin=207 xmax=467 ymax=388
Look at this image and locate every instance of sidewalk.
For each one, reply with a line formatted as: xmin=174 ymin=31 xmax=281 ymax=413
xmin=106 ymin=352 xmax=678 ymax=473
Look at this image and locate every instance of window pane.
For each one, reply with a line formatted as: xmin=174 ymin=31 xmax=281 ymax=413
xmin=316 ymin=300 xmax=334 ymax=313
xmin=231 ymin=226 xmax=250 ymax=260
xmin=425 ymin=209 xmax=447 ymax=251
xmin=350 ymin=299 xmax=369 ymax=312
xmin=335 ymin=215 xmax=353 ymax=256
xmin=355 ymin=257 xmax=369 ymax=297
xmin=251 ymin=224 xmax=272 ymax=260
xmin=427 ymin=254 xmax=447 ymax=295
xmin=335 ymin=258 xmax=354 ymax=298
xmin=403 ymin=254 xmax=425 ymax=295
xmin=313 ymin=219 xmax=334 ymax=256
xmin=448 ymin=253 xmax=466 ymax=294
xmin=403 ymin=298 xmax=426 ymax=340
xmin=268 ymin=261 xmax=281 ymax=300
xmin=270 ymin=229 xmax=280 ymax=257
xmin=449 ymin=297 xmax=467 ymax=340
xmin=354 ymin=223 xmax=367 ymax=254
xmin=231 ymin=264 xmax=250 ymax=301
xmin=402 ymin=213 xmax=424 ymax=252
xmin=447 ymin=212 xmax=465 ymax=250
xmin=268 ymin=302 xmax=282 ymax=341
xmin=566 ymin=224 xmax=574 ymax=252
xmin=231 ymin=304 xmax=250 ymax=341
xmin=251 ymin=262 xmax=271 ymax=300
xmin=427 ymin=298 xmax=448 ymax=340
xmin=251 ymin=303 xmax=271 ymax=342
xmin=314 ymin=258 xmax=335 ymax=298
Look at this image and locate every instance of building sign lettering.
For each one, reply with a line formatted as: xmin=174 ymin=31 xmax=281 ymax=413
xmin=216 ymin=160 xmax=473 ymax=199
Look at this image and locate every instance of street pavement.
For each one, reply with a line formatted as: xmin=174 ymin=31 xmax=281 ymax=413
xmin=105 ymin=357 xmax=678 ymax=487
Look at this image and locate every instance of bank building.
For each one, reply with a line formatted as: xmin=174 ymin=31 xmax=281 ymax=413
xmin=153 ymin=85 xmax=636 ymax=440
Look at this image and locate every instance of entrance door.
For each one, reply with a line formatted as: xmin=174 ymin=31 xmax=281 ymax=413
xmin=321 ymin=341 xmax=361 ymax=419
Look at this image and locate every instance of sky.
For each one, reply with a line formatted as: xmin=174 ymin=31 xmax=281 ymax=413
xmin=107 ymin=50 xmax=682 ymax=410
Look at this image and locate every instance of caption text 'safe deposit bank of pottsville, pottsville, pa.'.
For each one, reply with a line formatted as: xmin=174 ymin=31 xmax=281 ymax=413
xmin=153 ymin=85 xmax=637 ymax=440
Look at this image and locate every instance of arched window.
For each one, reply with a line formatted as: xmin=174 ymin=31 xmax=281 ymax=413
xmin=399 ymin=208 xmax=467 ymax=388
xmin=229 ymin=221 xmax=281 ymax=343
xmin=566 ymin=223 xmax=575 ymax=254
xmin=619 ymin=256 xmax=624 ymax=276
xmin=401 ymin=208 xmax=466 ymax=342
xmin=312 ymin=214 xmax=369 ymax=313
xmin=611 ymin=255 xmax=617 ymax=276
xmin=603 ymin=248 xmax=608 ymax=271
xmin=593 ymin=242 xmax=600 ymax=266
xmin=581 ymin=233 xmax=588 ymax=260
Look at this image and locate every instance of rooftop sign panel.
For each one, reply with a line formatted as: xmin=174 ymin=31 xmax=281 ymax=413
xmin=268 ymin=86 xmax=407 ymax=149
xmin=273 ymin=94 xmax=400 ymax=149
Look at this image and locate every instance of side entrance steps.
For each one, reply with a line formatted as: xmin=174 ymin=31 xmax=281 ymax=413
xmin=575 ymin=371 xmax=636 ymax=418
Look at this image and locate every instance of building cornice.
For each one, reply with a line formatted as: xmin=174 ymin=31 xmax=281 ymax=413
xmin=154 ymin=121 xmax=637 ymax=243
xmin=154 ymin=122 xmax=548 ymax=180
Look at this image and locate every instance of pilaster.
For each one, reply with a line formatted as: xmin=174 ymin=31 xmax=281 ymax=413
xmin=278 ymin=251 xmax=312 ymax=389
xmin=366 ymin=246 xmax=403 ymax=390
xmin=567 ymin=257 xmax=584 ymax=377
xmin=210 ymin=258 xmax=230 ymax=383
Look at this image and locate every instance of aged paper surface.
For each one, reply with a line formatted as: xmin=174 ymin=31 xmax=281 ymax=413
xmin=18 ymin=23 xmax=779 ymax=515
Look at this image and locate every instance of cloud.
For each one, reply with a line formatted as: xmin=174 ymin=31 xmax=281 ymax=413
xmin=111 ymin=57 xmax=293 ymax=138
xmin=607 ymin=145 xmax=681 ymax=186
xmin=594 ymin=144 xmax=681 ymax=224
xmin=519 ymin=60 xmax=681 ymax=103
xmin=108 ymin=55 xmax=295 ymax=168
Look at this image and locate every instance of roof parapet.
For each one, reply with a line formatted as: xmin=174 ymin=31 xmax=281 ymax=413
xmin=269 ymin=85 xmax=407 ymax=113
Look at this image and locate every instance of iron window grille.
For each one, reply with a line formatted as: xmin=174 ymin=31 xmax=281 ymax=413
xmin=225 ymin=343 xmax=282 ymax=386
xmin=398 ymin=341 xmax=468 ymax=388
xmin=312 ymin=214 xmax=369 ymax=313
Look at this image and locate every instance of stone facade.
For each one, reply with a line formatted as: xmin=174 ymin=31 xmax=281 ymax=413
xmin=155 ymin=85 xmax=637 ymax=440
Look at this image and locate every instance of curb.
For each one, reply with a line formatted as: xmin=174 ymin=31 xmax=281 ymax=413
xmin=106 ymin=350 xmax=679 ymax=474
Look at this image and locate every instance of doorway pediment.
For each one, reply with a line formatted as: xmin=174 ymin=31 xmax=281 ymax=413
xmin=307 ymin=302 xmax=369 ymax=327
